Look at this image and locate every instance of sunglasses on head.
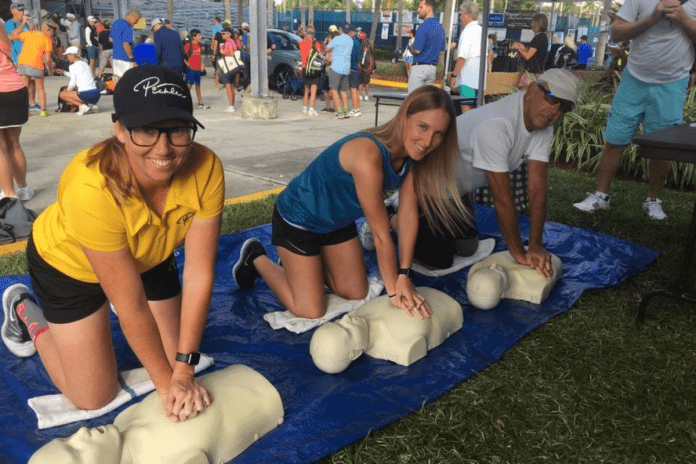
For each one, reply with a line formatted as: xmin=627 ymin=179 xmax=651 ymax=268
xmin=537 ymin=83 xmax=573 ymax=113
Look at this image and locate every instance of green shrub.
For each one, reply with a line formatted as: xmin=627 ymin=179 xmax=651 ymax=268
xmin=376 ymin=61 xmax=406 ymax=77
xmin=552 ymin=78 xmax=696 ymax=190
xmin=373 ymin=46 xmax=394 ymax=61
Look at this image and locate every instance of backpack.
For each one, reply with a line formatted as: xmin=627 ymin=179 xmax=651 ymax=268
xmin=303 ymin=41 xmax=324 ymax=78
xmin=56 ymin=85 xmax=79 ymax=113
xmin=358 ymin=39 xmax=375 ymax=74
xmin=0 ymin=197 xmax=38 ymax=244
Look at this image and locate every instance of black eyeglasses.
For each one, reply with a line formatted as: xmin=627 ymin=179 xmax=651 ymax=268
xmin=537 ymin=83 xmax=574 ymax=113
xmin=128 ymin=125 xmax=197 ymax=147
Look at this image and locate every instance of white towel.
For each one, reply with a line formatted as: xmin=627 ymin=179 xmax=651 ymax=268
xmin=411 ymin=238 xmax=496 ymax=277
xmin=263 ymin=279 xmax=384 ymax=333
xmin=28 ymin=354 xmax=214 ymax=429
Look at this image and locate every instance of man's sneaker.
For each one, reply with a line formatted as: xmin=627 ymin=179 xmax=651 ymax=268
xmin=233 ymin=238 xmax=267 ymax=290
xmin=643 ymin=197 xmax=667 ymax=220
xmin=322 ymin=107 xmax=335 ymax=113
xmin=358 ymin=221 xmax=376 ymax=251
xmin=572 ymin=192 xmax=610 ymax=213
xmin=197 ymin=103 xmax=211 ymax=109
xmin=302 ymin=106 xmax=308 ymax=115
xmin=39 ymin=110 xmax=48 ymax=117
xmin=349 ymin=109 xmax=362 ymax=117
xmin=16 ymin=187 xmax=34 ymax=201
xmin=28 ymin=104 xmax=40 ymax=112
xmin=225 ymin=106 xmax=236 ymax=113
xmin=334 ymin=109 xmax=344 ymax=119
xmin=308 ymin=107 xmax=318 ymax=116
xmin=77 ymin=104 xmax=90 ymax=116
xmin=2 ymin=283 xmax=36 ymax=357
xmin=362 ymin=95 xmax=369 ymax=101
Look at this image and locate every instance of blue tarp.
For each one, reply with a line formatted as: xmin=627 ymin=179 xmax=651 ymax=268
xmin=0 ymin=205 xmax=658 ymax=464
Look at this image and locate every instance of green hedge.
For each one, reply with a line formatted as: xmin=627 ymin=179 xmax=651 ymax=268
xmin=552 ymin=78 xmax=696 ymax=190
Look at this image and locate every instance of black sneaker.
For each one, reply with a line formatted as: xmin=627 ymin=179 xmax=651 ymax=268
xmin=2 ymin=283 xmax=36 ymax=357
xmin=233 ymin=238 xmax=266 ymax=290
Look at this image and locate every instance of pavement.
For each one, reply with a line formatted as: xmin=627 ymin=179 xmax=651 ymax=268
xmin=16 ymin=73 xmax=404 ymax=215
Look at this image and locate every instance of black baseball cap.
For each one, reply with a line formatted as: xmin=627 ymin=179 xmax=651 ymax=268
xmin=341 ymin=22 xmax=354 ymax=33
xmin=221 ymin=27 xmax=233 ymax=34
xmin=112 ymin=65 xmax=203 ymax=129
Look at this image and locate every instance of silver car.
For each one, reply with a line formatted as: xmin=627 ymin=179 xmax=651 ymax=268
xmin=267 ymin=29 xmax=302 ymax=92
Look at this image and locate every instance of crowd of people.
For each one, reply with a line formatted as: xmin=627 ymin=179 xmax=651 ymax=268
xmin=0 ymin=0 xmax=694 ymax=436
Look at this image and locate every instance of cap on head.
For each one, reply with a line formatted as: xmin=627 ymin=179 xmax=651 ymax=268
xmin=10 ymin=3 xmax=25 ymax=11
xmin=537 ymin=68 xmax=581 ymax=110
xmin=87 ymin=15 xmax=96 ymax=22
xmin=328 ymin=24 xmax=338 ymax=33
xmin=63 ymin=46 xmax=80 ymax=56
xmin=151 ymin=17 xmax=163 ymax=28
xmin=221 ymin=27 xmax=233 ymax=34
xmin=241 ymin=21 xmax=249 ymax=29
xmin=341 ymin=22 xmax=354 ymax=33
xmin=111 ymin=65 xmax=203 ymax=130
xmin=66 ymin=13 xmax=75 ymax=19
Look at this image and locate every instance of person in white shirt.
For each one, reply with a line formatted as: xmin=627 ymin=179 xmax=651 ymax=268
xmin=449 ymin=1 xmax=482 ymax=114
xmin=58 ymin=46 xmax=100 ymax=115
xmin=61 ymin=13 xmax=81 ymax=47
xmin=84 ymin=15 xmax=99 ymax=75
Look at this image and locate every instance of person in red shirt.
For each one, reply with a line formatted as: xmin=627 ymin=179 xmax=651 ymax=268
xmin=184 ymin=29 xmax=210 ymax=109
xmin=299 ymin=28 xmax=323 ymax=116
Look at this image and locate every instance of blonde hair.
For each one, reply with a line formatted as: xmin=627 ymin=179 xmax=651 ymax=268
xmin=85 ymin=130 xmax=207 ymax=205
xmin=363 ymin=85 xmax=471 ymax=235
xmin=564 ymin=34 xmax=577 ymax=52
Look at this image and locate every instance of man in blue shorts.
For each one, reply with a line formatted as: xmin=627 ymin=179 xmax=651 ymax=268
xmin=573 ymin=0 xmax=696 ymax=220
xmin=407 ymin=0 xmax=445 ymax=93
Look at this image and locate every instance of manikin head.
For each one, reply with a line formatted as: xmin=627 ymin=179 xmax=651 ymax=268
xmin=310 ymin=315 xmax=369 ymax=373
xmin=29 ymin=425 xmax=123 ymax=464
xmin=466 ymin=263 xmax=510 ymax=310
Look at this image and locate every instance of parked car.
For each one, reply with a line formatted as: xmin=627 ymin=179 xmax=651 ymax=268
xmin=267 ymin=29 xmax=302 ymax=92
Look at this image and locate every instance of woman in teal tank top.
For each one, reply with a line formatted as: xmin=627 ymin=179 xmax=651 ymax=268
xmin=234 ymin=86 xmax=470 ymax=320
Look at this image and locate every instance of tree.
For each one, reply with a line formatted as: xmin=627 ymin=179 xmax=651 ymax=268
xmin=369 ymin=0 xmax=381 ymax=44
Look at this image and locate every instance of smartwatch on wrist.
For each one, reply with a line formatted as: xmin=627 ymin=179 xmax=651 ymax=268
xmin=175 ymin=352 xmax=201 ymax=366
xmin=398 ymin=268 xmax=414 ymax=279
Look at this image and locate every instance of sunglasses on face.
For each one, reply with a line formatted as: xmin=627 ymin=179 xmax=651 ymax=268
xmin=536 ymin=83 xmax=573 ymax=113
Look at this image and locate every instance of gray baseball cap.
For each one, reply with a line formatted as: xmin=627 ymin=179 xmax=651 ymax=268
xmin=537 ymin=69 xmax=581 ymax=110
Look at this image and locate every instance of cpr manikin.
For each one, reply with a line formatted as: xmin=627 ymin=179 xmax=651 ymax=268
xmin=29 ymin=365 xmax=284 ymax=464
xmin=466 ymin=250 xmax=563 ymax=310
xmin=310 ymin=287 xmax=463 ymax=374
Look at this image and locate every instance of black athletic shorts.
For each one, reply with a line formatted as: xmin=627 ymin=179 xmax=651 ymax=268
xmin=271 ymin=204 xmax=358 ymax=256
xmin=0 ymin=87 xmax=29 ymax=128
xmin=26 ymin=235 xmax=182 ymax=324
xmin=414 ymin=194 xmax=479 ymax=270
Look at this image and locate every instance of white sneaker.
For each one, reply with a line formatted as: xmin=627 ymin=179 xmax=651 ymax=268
xmin=76 ymin=104 xmax=90 ymax=116
xmin=225 ymin=106 xmax=236 ymax=113
xmin=643 ymin=197 xmax=667 ymax=220
xmin=349 ymin=109 xmax=362 ymax=117
xmin=16 ymin=187 xmax=34 ymax=201
xmin=90 ymin=104 xmax=99 ymax=113
xmin=308 ymin=107 xmax=318 ymax=116
xmin=302 ymin=106 xmax=308 ymax=115
xmin=573 ymin=192 xmax=610 ymax=212
xmin=358 ymin=221 xmax=376 ymax=251
xmin=363 ymin=95 xmax=369 ymax=101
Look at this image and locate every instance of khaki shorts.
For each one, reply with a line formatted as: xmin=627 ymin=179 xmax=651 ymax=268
xmin=112 ymin=59 xmax=133 ymax=77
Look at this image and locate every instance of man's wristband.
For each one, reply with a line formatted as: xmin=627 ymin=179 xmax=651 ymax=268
xmin=175 ymin=352 xmax=200 ymax=366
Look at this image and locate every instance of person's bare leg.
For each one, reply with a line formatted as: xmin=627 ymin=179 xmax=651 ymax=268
xmin=34 ymin=303 xmax=120 ymax=410
xmin=309 ymin=84 xmax=317 ymax=107
xmin=303 ymin=84 xmax=310 ymax=107
xmin=225 ymin=84 xmax=235 ymax=106
xmin=195 ymin=84 xmax=203 ymax=105
xmin=596 ymin=142 xmax=625 ymax=194
xmin=59 ymin=89 xmax=83 ymax=106
xmin=350 ymin=87 xmax=360 ymax=110
xmin=21 ymin=76 xmax=35 ymax=107
xmin=340 ymin=90 xmax=348 ymax=109
xmin=35 ymin=77 xmax=47 ymax=111
xmin=648 ymin=159 xmax=671 ymax=198
xmin=254 ymin=250 xmax=327 ymax=319
xmin=321 ymin=238 xmax=368 ymax=300
xmin=3 ymin=127 xmax=28 ymax=191
xmin=331 ymin=87 xmax=341 ymax=110
xmin=0 ymin=130 xmax=17 ymax=196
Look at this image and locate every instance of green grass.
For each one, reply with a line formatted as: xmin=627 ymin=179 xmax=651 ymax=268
xmin=3 ymin=170 xmax=696 ymax=463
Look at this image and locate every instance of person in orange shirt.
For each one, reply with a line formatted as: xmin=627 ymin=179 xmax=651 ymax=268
xmin=11 ymin=22 xmax=53 ymax=116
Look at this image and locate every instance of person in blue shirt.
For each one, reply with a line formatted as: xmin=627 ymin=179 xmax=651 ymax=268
xmin=348 ymin=25 xmax=362 ymax=117
xmin=408 ymin=0 xmax=445 ymax=93
xmin=5 ymin=3 xmax=29 ymax=62
xmin=211 ymin=17 xmax=222 ymax=38
xmin=109 ymin=8 xmax=141 ymax=83
xmin=326 ymin=23 xmax=354 ymax=119
xmin=233 ymin=86 xmax=471 ymax=321
xmin=133 ymin=33 xmax=157 ymax=66
xmin=575 ymin=35 xmax=593 ymax=70
xmin=153 ymin=18 xmax=183 ymax=74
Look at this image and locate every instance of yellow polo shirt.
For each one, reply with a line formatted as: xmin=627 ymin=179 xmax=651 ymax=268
xmin=32 ymin=147 xmax=225 ymax=283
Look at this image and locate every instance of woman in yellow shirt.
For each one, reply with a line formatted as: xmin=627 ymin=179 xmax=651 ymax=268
xmin=1 ymin=65 xmax=225 ymax=423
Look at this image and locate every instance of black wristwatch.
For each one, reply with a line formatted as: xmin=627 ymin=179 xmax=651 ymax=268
xmin=398 ymin=267 xmax=414 ymax=279
xmin=175 ymin=352 xmax=201 ymax=366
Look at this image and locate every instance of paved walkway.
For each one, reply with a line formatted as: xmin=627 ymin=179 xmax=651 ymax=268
xmin=17 ymin=73 xmax=402 ymax=214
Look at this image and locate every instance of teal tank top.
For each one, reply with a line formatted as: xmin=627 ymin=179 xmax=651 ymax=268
xmin=276 ymin=133 xmax=411 ymax=234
